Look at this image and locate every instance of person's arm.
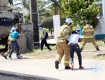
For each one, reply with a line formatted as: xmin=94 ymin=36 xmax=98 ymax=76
xmin=43 ymin=29 xmax=46 ymax=38
xmin=63 ymin=27 xmax=70 ymax=40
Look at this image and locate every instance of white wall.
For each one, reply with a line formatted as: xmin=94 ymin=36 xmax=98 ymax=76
xmin=95 ymin=0 xmax=105 ymax=34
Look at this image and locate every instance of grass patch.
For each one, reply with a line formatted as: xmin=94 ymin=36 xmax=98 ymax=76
xmin=24 ymin=45 xmax=57 ymax=59
xmin=23 ymin=40 xmax=105 ymax=60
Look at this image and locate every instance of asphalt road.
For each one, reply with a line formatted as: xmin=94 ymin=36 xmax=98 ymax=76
xmin=0 ymin=75 xmax=25 ymax=80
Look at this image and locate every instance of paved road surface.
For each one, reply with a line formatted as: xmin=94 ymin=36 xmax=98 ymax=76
xmin=0 ymin=75 xmax=25 ymax=80
xmin=0 ymin=54 xmax=105 ymax=80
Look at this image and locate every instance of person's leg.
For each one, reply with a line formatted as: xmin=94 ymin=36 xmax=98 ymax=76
xmin=70 ymin=46 xmax=75 ymax=70
xmin=90 ymin=38 xmax=99 ymax=50
xmin=1 ymin=44 xmax=11 ymax=59
xmin=15 ymin=41 xmax=21 ymax=59
xmin=41 ymin=38 xmax=44 ymax=50
xmin=44 ymin=39 xmax=51 ymax=50
xmin=81 ymin=38 xmax=87 ymax=50
xmin=55 ymin=42 xmax=64 ymax=69
xmin=63 ymin=42 xmax=70 ymax=69
xmin=9 ymin=41 xmax=15 ymax=59
xmin=75 ymin=45 xmax=84 ymax=69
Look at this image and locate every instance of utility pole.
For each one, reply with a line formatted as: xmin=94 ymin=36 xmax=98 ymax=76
xmin=30 ymin=0 xmax=39 ymax=47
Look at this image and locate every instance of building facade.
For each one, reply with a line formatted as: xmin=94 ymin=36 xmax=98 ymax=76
xmin=95 ymin=0 xmax=105 ymax=39
xmin=0 ymin=0 xmax=8 ymax=11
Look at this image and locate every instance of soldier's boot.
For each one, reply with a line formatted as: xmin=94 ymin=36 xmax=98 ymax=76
xmin=55 ymin=60 xmax=59 ymax=69
xmin=96 ymin=46 xmax=100 ymax=51
xmin=65 ymin=66 xmax=71 ymax=70
xmin=96 ymin=47 xmax=100 ymax=51
xmin=1 ymin=53 xmax=7 ymax=59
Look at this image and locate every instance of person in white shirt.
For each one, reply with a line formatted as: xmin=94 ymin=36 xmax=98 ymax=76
xmin=68 ymin=31 xmax=84 ymax=70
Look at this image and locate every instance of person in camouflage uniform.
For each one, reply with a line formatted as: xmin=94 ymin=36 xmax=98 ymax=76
xmin=81 ymin=22 xmax=99 ymax=51
xmin=2 ymin=27 xmax=22 ymax=59
xmin=55 ymin=18 xmax=72 ymax=69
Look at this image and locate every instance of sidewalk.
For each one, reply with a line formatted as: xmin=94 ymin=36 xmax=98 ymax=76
xmin=0 ymin=54 xmax=105 ymax=80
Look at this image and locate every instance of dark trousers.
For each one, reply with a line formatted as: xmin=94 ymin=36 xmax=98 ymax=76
xmin=41 ymin=38 xmax=51 ymax=50
xmin=70 ymin=44 xmax=82 ymax=66
xmin=9 ymin=41 xmax=20 ymax=57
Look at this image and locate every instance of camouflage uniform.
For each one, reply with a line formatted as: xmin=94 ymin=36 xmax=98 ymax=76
xmin=3 ymin=33 xmax=17 ymax=59
xmin=81 ymin=24 xmax=99 ymax=51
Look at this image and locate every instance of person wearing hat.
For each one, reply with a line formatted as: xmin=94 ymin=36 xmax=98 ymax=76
xmin=68 ymin=30 xmax=84 ymax=70
xmin=2 ymin=27 xmax=22 ymax=59
xmin=81 ymin=21 xmax=100 ymax=51
xmin=55 ymin=18 xmax=72 ymax=69
xmin=39 ymin=24 xmax=51 ymax=51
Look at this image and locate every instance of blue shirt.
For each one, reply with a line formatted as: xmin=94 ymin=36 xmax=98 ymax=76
xmin=11 ymin=31 xmax=19 ymax=39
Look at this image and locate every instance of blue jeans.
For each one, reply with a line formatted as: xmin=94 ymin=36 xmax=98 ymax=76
xmin=70 ymin=44 xmax=82 ymax=66
xmin=9 ymin=41 xmax=20 ymax=57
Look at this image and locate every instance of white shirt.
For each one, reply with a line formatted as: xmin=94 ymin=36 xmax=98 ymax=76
xmin=68 ymin=34 xmax=80 ymax=45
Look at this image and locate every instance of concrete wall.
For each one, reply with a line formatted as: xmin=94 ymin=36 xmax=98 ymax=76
xmin=0 ymin=0 xmax=8 ymax=11
xmin=17 ymin=34 xmax=26 ymax=53
xmin=21 ymin=23 xmax=34 ymax=52
xmin=0 ymin=11 xmax=14 ymax=19
xmin=95 ymin=0 xmax=105 ymax=39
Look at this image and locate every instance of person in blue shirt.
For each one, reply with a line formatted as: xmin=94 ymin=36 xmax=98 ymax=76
xmin=8 ymin=27 xmax=22 ymax=59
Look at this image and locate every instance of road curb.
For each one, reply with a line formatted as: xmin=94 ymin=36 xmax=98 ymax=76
xmin=0 ymin=70 xmax=55 ymax=80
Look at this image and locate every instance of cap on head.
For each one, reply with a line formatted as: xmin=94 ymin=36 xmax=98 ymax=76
xmin=10 ymin=27 xmax=17 ymax=32
xmin=39 ymin=24 xmax=43 ymax=27
xmin=65 ymin=18 xmax=72 ymax=25
xmin=72 ymin=30 xmax=78 ymax=34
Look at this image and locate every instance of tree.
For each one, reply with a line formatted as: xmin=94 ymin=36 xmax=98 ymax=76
xmin=61 ymin=0 xmax=101 ymax=28
xmin=38 ymin=0 xmax=52 ymax=22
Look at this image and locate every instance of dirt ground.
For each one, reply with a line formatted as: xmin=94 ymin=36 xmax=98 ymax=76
xmin=0 ymin=41 xmax=105 ymax=60
xmin=23 ymin=41 xmax=105 ymax=60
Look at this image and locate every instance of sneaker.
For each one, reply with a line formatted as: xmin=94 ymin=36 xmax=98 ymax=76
xmin=8 ymin=57 xmax=12 ymax=60
xmin=17 ymin=55 xmax=22 ymax=59
xmin=71 ymin=64 xmax=74 ymax=70
xmin=81 ymin=48 xmax=83 ymax=52
xmin=55 ymin=61 xmax=59 ymax=69
xmin=65 ymin=66 xmax=71 ymax=70
xmin=79 ymin=66 xmax=84 ymax=69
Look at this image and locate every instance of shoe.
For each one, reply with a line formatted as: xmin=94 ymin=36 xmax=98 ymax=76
xmin=96 ymin=48 xmax=100 ymax=51
xmin=3 ymin=55 xmax=7 ymax=59
xmin=79 ymin=66 xmax=84 ymax=69
xmin=71 ymin=64 xmax=74 ymax=70
xmin=17 ymin=55 xmax=22 ymax=59
xmin=65 ymin=66 xmax=71 ymax=70
xmin=8 ymin=57 xmax=12 ymax=60
xmin=1 ymin=54 xmax=7 ymax=59
xmin=81 ymin=48 xmax=83 ymax=52
xmin=55 ymin=61 xmax=59 ymax=69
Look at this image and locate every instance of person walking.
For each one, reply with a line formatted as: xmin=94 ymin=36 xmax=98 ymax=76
xmin=68 ymin=31 xmax=84 ymax=70
xmin=55 ymin=18 xmax=72 ymax=69
xmin=39 ymin=24 xmax=51 ymax=51
xmin=81 ymin=22 xmax=100 ymax=51
xmin=2 ymin=27 xmax=22 ymax=59
xmin=8 ymin=27 xmax=22 ymax=59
